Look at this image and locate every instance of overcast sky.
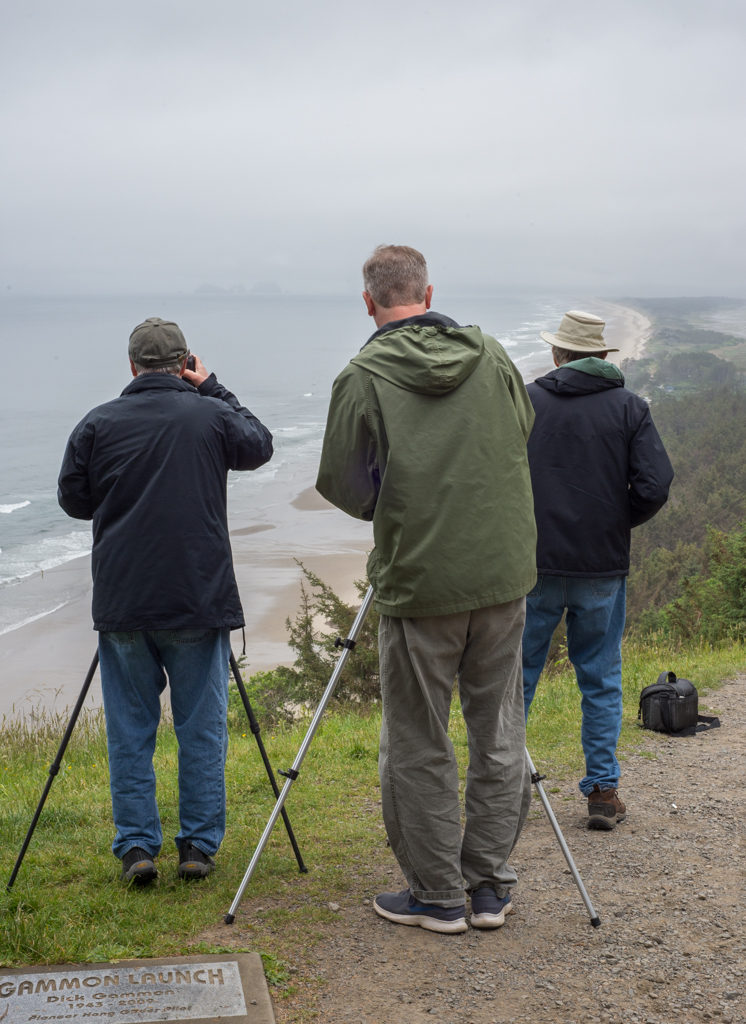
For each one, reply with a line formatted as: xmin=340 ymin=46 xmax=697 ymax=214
xmin=2 ymin=0 xmax=745 ymax=297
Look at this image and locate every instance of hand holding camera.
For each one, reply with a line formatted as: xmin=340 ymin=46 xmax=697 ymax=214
xmin=182 ymin=353 xmax=209 ymax=388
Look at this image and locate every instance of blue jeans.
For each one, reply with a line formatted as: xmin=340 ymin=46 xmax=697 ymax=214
xmin=522 ymin=576 xmax=626 ymax=796
xmin=98 ymin=628 xmax=231 ymax=860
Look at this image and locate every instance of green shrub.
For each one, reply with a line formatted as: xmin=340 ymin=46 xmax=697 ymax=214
xmin=232 ymin=564 xmax=380 ymax=727
xmin=627 ymin=384 xmax=746 ymax=626
xmin=641 ymin=523 xmax=746 ymax=643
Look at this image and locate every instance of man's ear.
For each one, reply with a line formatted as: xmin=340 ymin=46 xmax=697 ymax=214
xmin=363 ymin=291 xmax=376 ymax=318
xmin=129 ymin=358 xmax=138 ymax=378
xmin=424 ymin=284 xmax=433 ymax=310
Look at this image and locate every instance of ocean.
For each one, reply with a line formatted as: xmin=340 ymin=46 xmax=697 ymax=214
xmin=0 ymin=290 xmax=590 ymax=642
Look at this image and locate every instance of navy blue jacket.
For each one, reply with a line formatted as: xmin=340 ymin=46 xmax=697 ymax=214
xmin=526 ymin=361 xmax=673 ymax=577
xmin=58 ymin=373 xmax=273 ymax=630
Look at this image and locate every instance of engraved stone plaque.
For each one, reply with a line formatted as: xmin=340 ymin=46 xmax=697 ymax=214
xmin=0 ymin=953 xmax=274 ymax=1024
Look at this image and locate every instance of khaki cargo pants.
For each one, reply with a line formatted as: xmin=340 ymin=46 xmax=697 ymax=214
xmin=378 ymin=598 xmax=531 ymax=907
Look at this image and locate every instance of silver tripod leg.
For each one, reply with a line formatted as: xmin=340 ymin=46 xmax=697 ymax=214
xmin=525 ymin=747 xmax=601 ymax=927
xmin=225 ymin=586 xmax=376 ymax=924
xmin=224 ymin=584 xmax=600 ymax=930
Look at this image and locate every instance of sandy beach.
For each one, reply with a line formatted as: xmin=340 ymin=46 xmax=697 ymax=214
xmin=594 ymin=300 xmax=652 ymax=363
xmin=0 ymin=301 xmax=650 ymax=723
xmin=0 ymin=484 xmax=371 ymax=723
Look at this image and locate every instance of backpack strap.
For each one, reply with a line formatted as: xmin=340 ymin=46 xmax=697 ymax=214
xmin=695 ymin=714 xmax=721 ymax=732
xmin=670 ymin=713 xmax=721 ymax=737
xmin=656 ymin=670 xmax=677 ymax=686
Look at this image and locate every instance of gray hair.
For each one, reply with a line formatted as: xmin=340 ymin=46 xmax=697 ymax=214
xmin=552 ymin=345 xmax=608 ymax=366
xmin=363 ymin=245 xmax=429 ymax=307
xmin=132 ymin=361 xmax=183 ymax=376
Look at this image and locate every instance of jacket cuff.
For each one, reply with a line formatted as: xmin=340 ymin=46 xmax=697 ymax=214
xmin=197 ymin=372 xmax=219 ymax=395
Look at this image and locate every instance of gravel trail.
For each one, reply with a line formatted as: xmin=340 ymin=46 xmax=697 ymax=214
xmin=219 ymin=675 xmax=746 ymax=1024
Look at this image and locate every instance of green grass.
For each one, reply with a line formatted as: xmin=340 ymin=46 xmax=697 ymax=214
xmin=1 ymin=638 xmax=742 ymax=1003
xmin=525 ymin=637 xmax=740 ymax=777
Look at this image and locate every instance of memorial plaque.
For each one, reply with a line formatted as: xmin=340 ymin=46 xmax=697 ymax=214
xmin=0 ymin=953 xmax=274 ymax=1024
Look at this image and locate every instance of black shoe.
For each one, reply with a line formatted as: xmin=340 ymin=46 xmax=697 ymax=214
xmin=177 ymin=841 xmax=215 ymax=880
xmin=121 ymin=847 xmax=157 ymax=885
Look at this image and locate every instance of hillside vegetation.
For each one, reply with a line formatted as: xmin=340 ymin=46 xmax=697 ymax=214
xmin=623 ymin=297 xmax=746 ymax=640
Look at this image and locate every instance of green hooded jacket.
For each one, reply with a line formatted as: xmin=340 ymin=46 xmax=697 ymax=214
xmin=316 ymin=313 xmax=537 ymax=617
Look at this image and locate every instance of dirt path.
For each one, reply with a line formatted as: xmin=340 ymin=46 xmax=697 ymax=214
xmin=222 ymin=676 xmax=746 ymax=1023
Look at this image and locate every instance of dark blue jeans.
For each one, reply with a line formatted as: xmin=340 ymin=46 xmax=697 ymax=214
xmin=98 ymin=628 xmax=230 ymax=859
xmin=522 ymin=576 xmax=626 ymax=795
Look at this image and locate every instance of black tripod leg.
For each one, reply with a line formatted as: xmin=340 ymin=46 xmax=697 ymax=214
xmin=7 ymin=651 xmax=100 ymax=892
xmin=229 ymin=654 xmax=307 ymax=874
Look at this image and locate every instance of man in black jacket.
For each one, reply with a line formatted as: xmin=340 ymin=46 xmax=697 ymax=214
xmin=58 ymin=317 xmax=273 ymax=882
xmin=522 ymin=310 xmax=673 ymax=830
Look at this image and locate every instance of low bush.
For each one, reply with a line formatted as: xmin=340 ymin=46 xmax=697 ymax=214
xmin=231 ymin=563 xmax=380 ymax=727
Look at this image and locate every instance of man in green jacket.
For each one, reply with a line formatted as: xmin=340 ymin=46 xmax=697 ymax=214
xmin=316 ymin=245 xmax=536 ymax=934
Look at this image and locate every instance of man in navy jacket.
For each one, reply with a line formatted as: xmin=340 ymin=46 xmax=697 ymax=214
xmin=523 ymin=310 xmax=673 ymax=830
xmin=58 ymin=317 xmax=272 ymax=882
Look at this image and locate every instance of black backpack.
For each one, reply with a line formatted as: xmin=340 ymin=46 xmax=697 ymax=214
xmin=638 ymin=671 xmax=720 ymax=735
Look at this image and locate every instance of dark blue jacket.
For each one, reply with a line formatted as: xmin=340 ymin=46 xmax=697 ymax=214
xmin=58 ymin=373 xmax=273 ymax=630
xmin=527 ymin=360 xmax=673 ymax=578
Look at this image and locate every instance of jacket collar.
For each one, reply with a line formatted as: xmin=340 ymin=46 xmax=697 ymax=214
xmin=120 ymin=374 xmax=196 ymax=397
xmin=364 ymin=311 xmax=461 ymax=347
xmin=560 ymin=356 xmax=624 ymax=381
xmin=534 ymin=363 xmax=625 ymax=396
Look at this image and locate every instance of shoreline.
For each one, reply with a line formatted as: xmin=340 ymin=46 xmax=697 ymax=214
xmin=595 ymin=300 xmax=652 ymax=364
xmin=0 ymin=481 xmax=371 ymax=724
xmin=0 ymin=300 xmax=651 ymax=723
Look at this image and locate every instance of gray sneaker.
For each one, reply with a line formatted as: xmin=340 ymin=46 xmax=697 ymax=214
xmin=470 ymin=887 xmax=514 ymax=929
xmin=374 ymin=889 xmax=467 ymax=934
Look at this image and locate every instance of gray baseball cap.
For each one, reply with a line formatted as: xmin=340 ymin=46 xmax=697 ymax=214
xmin=128 ymin=317 xmax=188 ymax=367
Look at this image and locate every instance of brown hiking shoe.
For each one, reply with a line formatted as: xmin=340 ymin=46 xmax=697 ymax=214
xmin=587 ymin=786 xmax=626 ymax=830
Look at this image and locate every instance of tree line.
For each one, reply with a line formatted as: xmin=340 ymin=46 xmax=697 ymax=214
xmin=625 ymin=297 xmax=746 ymax=642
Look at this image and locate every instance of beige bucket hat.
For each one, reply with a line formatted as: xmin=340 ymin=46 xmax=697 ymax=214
xmin=540 ymin=309 xmax=619 ymax=353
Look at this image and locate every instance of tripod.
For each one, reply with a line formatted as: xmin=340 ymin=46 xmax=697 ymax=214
xmin=6 ymin=647 xmax=305 ymax=892
xmin=225 ymin=586 xmax=600 ymax=927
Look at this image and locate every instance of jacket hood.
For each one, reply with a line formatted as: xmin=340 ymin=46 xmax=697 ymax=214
xmin=534 ymin=358 xmax=625 ymax=396
xmin=351 ymin=312 xmax=484 ymax=395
